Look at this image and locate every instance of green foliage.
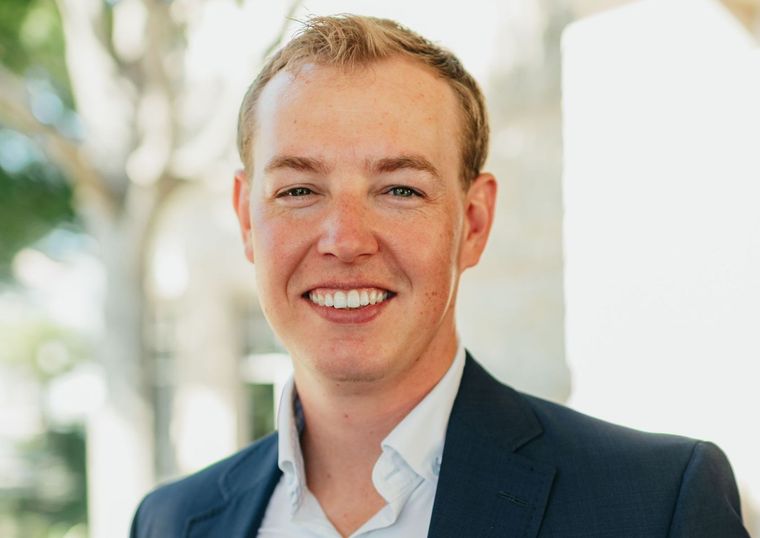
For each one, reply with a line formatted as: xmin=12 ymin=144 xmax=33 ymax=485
xmin=0 ymin=0 xmax=80 ymax=282
xmin=0 ymin=427 xmax=88 ymax=538
xmin=0 ymin=307 xmax=91 ymax=537
xmin=248 ymin=383 xmax=275 ymax=441
xmin=0 ymin=317 xmax=88 ymax=381
xmin=0 ymin=0 xmax=72 ymax=106
xmin=0 ymin=130 xmax=78 ymax=280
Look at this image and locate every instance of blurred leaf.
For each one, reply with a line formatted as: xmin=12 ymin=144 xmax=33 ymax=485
xmin=0 ymin=0 xmax=73 ymax=107
xmin=0 ymin=129 xmax=78 ymax=280
xmin=0 ymin=427 xmax=88 ymax=538
xmin=0 ymin=0 xmax=80 ymax=283
xmin=0 ymin=315 xmax=87 ymax=380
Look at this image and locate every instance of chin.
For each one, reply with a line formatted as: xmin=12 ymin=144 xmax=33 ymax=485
xmin=299 ymin=349 xmax=394 ymax=385
xmin=324 ymin=369 xmax=386 ymax=384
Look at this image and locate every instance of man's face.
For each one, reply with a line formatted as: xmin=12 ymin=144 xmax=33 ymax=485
xmin=234 ymin=57 xmax=495 ymax=391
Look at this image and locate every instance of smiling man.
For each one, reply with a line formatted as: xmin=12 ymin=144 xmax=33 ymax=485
xmin=131 ymin=15 xmax=749 ymax=538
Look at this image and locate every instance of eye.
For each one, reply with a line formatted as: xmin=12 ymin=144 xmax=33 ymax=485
xmin=386 ymin=186 xmax=421 ymax=198
xmin=277 ymin=186 xmax=314 ymax=197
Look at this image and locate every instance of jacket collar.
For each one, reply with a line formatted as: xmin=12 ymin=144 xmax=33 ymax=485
xmin=182 ymin=353 xmax=555 ymax=538
xmin=427 ymin=353 xmax=556 ymax=538
xmin=185 ymin=434 xmax=281 ymax=538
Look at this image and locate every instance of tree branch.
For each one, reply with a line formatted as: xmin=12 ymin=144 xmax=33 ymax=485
xmin=137 ymin=0 xmax=182 ymax=173
xmin=0 ymin=64 xmax=117 ymax=218
xmin=55 ymin=0 xmax=136 ymax=188
xmin=168 ymin=0 xmax=304 ymax=179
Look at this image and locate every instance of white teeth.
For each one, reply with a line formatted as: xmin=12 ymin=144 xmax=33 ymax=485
xmin=333 ymin=291 xmax=347 ymax=308
xmin=309 ymin=288 xmax=390 ymax=309
xmin=347 ymin=290 xmax=360 ymax=308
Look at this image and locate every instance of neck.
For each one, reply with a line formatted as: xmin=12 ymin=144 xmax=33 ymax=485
xmin=291 ymin=339 xmax=458 ymax=536
xmin=294 ymin=339 xmax=458 ymax=469
xmin=298 ymin=375 xmax=432 ymax=462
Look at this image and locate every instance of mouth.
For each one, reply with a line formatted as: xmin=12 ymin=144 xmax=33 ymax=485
xmin=302 ymin=287 xmax=396 ymax=310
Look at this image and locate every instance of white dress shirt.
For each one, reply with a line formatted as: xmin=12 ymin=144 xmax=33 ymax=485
xmin=257 ymin=344 xmax=466 ymax=537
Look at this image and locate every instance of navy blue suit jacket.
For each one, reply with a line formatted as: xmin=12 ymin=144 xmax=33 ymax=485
xmin=131 ymin=354 xmax=749 ymax=537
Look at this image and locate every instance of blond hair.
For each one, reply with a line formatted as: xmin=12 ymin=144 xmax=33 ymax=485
xmin=237 ymin=14 xmax=489 ymax=187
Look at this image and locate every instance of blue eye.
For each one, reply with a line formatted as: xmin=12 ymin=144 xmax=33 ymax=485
xmin=279 ymin=187 xmax=313 ymax=197
xmin=388 ymin=186 xmax=419 ymax=197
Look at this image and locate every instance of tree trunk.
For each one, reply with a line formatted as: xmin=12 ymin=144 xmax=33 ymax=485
xmin=85 ymin=185 xmax=158 ymax=538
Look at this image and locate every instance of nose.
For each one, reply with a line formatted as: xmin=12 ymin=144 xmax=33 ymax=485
xmin=317 ymin=197 xmax=379 ymax=263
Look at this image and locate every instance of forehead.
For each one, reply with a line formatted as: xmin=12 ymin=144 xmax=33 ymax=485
xmin=251 ymin=57 xmax=462 ymax=175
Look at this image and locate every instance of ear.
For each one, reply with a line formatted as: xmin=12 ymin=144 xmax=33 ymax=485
xmin=459 ymin=172 xmax=497 ymax=271
xmin=233 ymin=169 xmax=255 ymax=263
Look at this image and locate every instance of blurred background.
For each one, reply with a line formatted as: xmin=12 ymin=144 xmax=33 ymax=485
xmin=0 ymin=0 xmax=758 ymax=536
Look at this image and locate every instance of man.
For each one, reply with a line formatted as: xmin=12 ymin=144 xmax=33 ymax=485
xmin=131 ymin=14 xmax=749 ymax=537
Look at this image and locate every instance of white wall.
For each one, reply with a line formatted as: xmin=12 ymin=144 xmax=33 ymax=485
xmin=562 ymin=0 xmax=760 ymax=531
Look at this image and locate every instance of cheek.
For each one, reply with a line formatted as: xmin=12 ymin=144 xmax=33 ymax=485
xmin=390 ymin=213 xmax=460 ymax=284
xmin=417 ymin=211 xmax=460 ymax=261
xmin=251 ymin=216 xmax=310 ymax=288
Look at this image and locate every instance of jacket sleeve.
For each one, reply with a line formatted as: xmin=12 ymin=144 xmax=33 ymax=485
xmin=128 ymin=487 xmax=187 ymax=538
xmin=129 ymin=498 xmax=143 ymax=538
xmin=129 ymin=495 xmax=165 ymax=538
xmin=667 ymin=441 xmax=749 ymax=537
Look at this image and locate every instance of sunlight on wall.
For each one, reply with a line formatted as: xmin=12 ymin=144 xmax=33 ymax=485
xmin=88 ymin=404 xmax=152 ymax=538
xmin=149 ymin=237 xmax=189 ymax=301
xmin=12 ymin=247 xmax=104 ymax=333
xmin=172 ymin=386 xmax=237 ymax=472
xmin=239 ymin=352 xmax=293 ymax=423
xmin=563 ymin=0 xmax=760 ymax=531
xmin=46 ymin=365 xmax=106 ymax=424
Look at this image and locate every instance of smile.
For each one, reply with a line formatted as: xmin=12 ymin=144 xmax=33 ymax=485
xmin=307 ymin=287 xmax=393 ymax=309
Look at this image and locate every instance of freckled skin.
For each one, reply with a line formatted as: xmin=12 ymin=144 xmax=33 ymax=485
xmin=234 ymin=57 xmax=496 ymax=401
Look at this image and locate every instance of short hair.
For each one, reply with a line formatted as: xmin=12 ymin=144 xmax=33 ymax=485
xmin=236 ymin=14 xmax=489 ymax=188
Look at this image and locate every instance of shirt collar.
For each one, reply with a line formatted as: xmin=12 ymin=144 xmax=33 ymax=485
xmin=380 ymin=342 xmax=466 ymax=481
xmin=276 ymin=342 xmax=466 ymax=512
xmin=276 ymin=377 xmax=306 ymax=511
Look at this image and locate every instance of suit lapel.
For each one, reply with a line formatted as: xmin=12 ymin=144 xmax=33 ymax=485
xmin=428 ymin=355 xmax=556 ymax=538
xmin=185 ymin=434 xmax=282 ymax=538
xmin=179 ymin=356 xmax=555 ymax=537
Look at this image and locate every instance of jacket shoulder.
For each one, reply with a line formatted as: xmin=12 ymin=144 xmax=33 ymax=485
xmin=519 ymin=391 xmax=706 ymax=485
xmin=515 ymin=393 xmax=746 ymax=535
xmin=131 ymin=432 xmax=278 ymax=538
xmin=522 ymin=392 xmax=699 ymax=455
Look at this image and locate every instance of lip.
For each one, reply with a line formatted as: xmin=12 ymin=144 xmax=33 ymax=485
xmin=302 ymin=292 xmax=394 ymax=324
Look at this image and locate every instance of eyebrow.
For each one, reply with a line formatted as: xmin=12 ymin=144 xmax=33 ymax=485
xmin=263 ymin=153 xmax=440 ymax=179
xmin=369 ymin=155 xmax=440 ymax=179
xmin=264 ymin=155 xmax=330 ymax=175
